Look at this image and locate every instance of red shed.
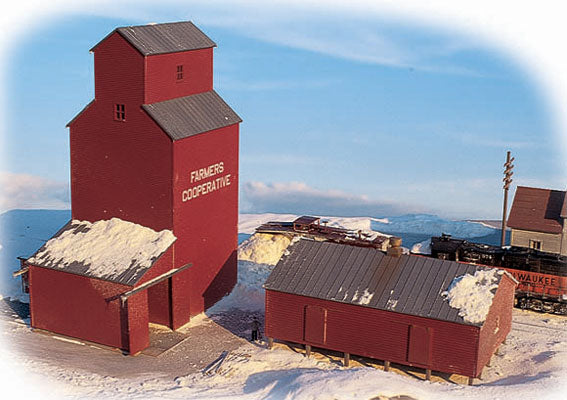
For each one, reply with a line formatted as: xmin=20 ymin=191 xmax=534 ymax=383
xmin=22 ymin=21 xmax=241 ymax=353
xmin=264 ymin=239 xmax=517 ymax=382
xmin=26 ymin=219 xmax=183 ymax=354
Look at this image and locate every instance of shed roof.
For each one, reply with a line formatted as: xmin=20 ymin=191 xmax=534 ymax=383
xmin=294 ymin=216 xmax=320 ymax=225
xmin=26 ymin=218 xmax=176 ymax=286
xmin=91 ymin=21 xmax=216 ymax=56
xmin=143 ymin=90 xmax=241 ymax=141
xmin=507 ymin=186 xmax=566 ymax=234
xmin=264 ymin=239 xmax=505 ymax=326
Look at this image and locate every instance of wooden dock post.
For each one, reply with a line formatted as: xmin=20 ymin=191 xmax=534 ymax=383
xmin=468 ymin=377 xmax=474 ymax=386
xmin=425 ymin=369 xmax=431 ymax=381
xmin=344 ymin=352 xmax=350 ymax=367
xmin=384 ymin=360 xmax=390 ymax=372
xmin=305 ymin=344 xmax=311 ymax=358
xmin=267 ymin=337 xmax=273 ymax=349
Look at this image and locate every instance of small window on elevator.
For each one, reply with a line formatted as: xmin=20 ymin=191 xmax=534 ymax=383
xmin=114 ymin=104 xmax=125 ymax=121
xmin=176 ymin=65 xmax=184 ymax=81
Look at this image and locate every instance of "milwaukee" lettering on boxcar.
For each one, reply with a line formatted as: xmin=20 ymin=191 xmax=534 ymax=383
xmin=510 ymin=271 xmax=557 ymax=287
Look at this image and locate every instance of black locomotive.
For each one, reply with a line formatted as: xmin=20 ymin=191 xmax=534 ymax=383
xmin=429 ymin=234 xmax=567 ymax=314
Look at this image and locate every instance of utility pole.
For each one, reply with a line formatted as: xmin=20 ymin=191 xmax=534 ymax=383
xmin=501 ymin=151 xmax=514 ymax=247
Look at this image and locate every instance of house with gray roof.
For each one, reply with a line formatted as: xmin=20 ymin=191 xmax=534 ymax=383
xmin=507 ymin=186 xmax=567 ymax=255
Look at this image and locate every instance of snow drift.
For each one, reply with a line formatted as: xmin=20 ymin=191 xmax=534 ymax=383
xmin=238 ymin=233 xmax=292 ymax=265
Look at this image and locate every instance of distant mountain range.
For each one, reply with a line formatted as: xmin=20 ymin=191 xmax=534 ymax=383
xmin=371 ymin=214 xmax=508 ymax=248
xmin=0 ymin=210 xmax=508 ymax=302
xmin=371 ymin=214 xmax=496 ymax=237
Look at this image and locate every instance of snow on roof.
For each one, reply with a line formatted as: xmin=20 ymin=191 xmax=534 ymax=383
xmin=265 ymin=239 xmax=499 ymax=325
xmin=27 ymin=218 xmax=176 ymax=286
xmin=442 ymin=269 xmax=502 ymax=324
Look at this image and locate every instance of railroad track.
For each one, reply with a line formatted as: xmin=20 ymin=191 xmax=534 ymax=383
xmin=511 ymin=319 xmax=566 ymax=333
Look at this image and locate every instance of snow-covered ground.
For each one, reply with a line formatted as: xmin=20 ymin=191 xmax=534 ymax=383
xmin=238 ymin=213 xmax=389 ymax=235
xmin=1 ymin=210 xmax=566 ymax=399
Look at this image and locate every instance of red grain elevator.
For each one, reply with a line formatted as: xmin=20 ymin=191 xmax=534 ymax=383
xmin=60 ymin=22 xmax=239 ymax=336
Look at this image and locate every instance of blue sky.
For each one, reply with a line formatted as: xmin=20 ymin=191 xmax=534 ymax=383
xmin=0 ymin=1 xmax=564 ymax=219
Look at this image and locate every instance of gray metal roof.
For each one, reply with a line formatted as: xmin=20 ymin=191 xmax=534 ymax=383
xmin=143 ymin=90 xmax=241 ymax=141
xmin=92 ymin=21 xmax=216 ymax=56
xmin=26 ymin=221 xmax=174 ymax=286
xmin=264 ymin=239 xmax=503 ymax=326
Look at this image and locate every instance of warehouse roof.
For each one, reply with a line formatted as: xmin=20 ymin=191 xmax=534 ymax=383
xmin=143 ymin=90 xmax=241 ymax=141
xmin=507 ymin=186 xmax=566 ymax=234
xmin=91 ymin=21 xmax=216 ymax=56
xmin=27 ymin=218 xmax=176 ymax=286
xmin=264 ymin=239 xmax=507 ymax=326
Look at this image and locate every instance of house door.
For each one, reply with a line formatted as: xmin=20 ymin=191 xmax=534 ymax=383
xmin=147 ymin=278 xmax=173 ymax=328
xmin=407 ymin=325 xmax=432 ymax=366
xmin=304 ymin=305 xmax=327 ymax=344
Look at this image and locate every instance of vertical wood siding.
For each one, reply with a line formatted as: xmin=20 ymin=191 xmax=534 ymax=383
xmin=266 ymin=290 xmax=481 ymax=377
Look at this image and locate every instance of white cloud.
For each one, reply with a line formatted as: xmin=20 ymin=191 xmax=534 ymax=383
xmin=191 ymin=2 xmax=483 ymax=75
xmin=38 ymin=0 xmax=484 ymax=75
xmin=0 ymin=172 xmax=70 ymax=212
xmin=241 ymin=181 xmax=422 ymax=216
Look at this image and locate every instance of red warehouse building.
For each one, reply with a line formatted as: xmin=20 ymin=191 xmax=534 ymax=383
xmin=21 ymin=21 xmax=241 ymax=354
xmin=264 ymin=239 xmax=517 ymax=383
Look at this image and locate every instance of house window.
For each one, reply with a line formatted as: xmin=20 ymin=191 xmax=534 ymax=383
xmin=114 ymin=104 xmax=125 ymax=121
xmin=176 ymin=65 xmax=184 ymax=80
xmin=529 ymin=239 xmax=542 ymax=250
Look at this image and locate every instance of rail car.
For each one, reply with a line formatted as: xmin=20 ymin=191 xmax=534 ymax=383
xmin=430 ymin=234 xmax=567 ymax=315
xmin=254 ymin=216 xmax=567 ymax=315
xmin=255 ymin=216 xmax=389 ymax=250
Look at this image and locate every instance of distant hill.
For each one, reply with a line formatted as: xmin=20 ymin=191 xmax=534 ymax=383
xmin=1 ymin=210 xmax=509 ymax=303
xmin=371 ymin=214 xmax=495 ymax=236
xmin=0 ymin=209 xmax=71 ymax=301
